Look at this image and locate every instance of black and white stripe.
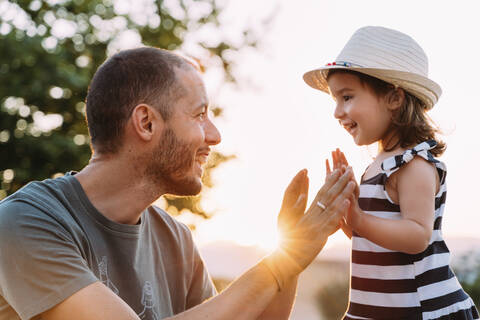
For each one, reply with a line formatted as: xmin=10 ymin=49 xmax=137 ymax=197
xmin=344 ymin=141 xmax=479 ymax=320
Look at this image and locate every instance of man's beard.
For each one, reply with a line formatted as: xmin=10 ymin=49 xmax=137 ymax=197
xmin=144 ymin=128 xmax=202 ymax=196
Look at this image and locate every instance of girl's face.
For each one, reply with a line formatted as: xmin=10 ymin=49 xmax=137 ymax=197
xmin=327 ymin=72 xmax=394 ymax=147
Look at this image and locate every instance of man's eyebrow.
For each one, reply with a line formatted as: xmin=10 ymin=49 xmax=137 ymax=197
xmin=193 ymin=103 xmax=209 ymax=112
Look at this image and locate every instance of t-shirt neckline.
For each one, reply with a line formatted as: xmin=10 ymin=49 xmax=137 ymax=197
xmin=64 ymin=171 xmax=143 ymax=236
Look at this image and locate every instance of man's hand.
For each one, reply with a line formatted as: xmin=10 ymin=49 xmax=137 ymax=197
xmin=277 ymin=169 xmax=309 ymax=237
xmin=263 ymin=168 xmax=355 ymax=290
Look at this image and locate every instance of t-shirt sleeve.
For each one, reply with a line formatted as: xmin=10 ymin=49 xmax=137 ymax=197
xmin=172 ymin=222 xmax=216 ymax=309
xmin=186 ymin=243 xmax=217 ymax=309
xmin=0 ymin=201 xmax=98 ymax=320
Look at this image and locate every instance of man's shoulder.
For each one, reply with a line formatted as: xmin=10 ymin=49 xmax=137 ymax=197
xmin=0 ymin=175 xmax=76 ymax=230
xmin=146 ymin=205 xmax=194 ymax=243
xmin=1 ymin=174 xmax=73 ymax=204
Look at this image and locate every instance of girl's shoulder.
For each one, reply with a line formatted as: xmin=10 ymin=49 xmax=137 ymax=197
xmin=381 ymin=140 xmax=445 ymax=178
xmin=381 ymin=141 xmax=444 ymax=203
xmin=382 ymin=140 xmax=446 ymax=196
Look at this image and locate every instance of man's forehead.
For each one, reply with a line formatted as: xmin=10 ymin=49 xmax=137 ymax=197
xmin=173 ymin=67 xmax=208 ymax=107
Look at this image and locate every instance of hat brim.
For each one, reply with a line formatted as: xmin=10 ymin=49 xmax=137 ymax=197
xmin=303 ymin=66 xmax=442 ymax=109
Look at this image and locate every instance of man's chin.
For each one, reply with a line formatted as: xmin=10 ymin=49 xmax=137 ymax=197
xmin=168 ymin=177 xmax=202 ymax=196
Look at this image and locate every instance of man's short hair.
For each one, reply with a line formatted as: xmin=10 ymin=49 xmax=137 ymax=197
xmin=85 ymin=47 xmax=192 ymax=154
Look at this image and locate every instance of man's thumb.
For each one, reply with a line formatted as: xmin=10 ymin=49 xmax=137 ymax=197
xmin=293 ymin=193 xmax=306 ymax=210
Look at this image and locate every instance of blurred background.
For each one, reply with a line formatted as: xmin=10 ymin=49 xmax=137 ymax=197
xmin=1 ymin=0 xmax=479 ymax=318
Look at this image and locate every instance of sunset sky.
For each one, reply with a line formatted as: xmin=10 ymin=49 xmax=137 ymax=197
xmin=176 ymin=0 xmax=480 ymax=252
xmin=30 ymin=0 xmax=478 ymax=252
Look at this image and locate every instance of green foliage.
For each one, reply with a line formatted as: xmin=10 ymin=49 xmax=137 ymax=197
xmin=455 ymin=252 xmax=480 ymax=307
xmin=0 ymin=0 xmax=257 ymax=217
xmin=316 ymin=278 xmax=349 ymax=319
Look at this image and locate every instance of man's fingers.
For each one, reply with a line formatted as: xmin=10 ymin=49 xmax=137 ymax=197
xmin=320 ymin=182 xmax=354 ymax=226
xmin=315 ymin=167 xmax=352 ymax=208
xmin=324 ymin=168 xmax=341 ymax=187
xmin=293 ymin=193 xmax=306 ymax=207
xmin=326 ymin=159 xmax=331 ymax=175
xmin=278 ymin=169 xmax=309 ymax=231
xmin=282 ymin=169 xmax=308 ymax=208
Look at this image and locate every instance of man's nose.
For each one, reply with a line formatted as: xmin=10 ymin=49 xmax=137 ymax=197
xmin=205 ymin=118 xmax=221 ymax=146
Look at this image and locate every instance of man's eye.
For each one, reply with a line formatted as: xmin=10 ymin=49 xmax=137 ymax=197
xmin=197 ymin=112 xmax=206 ymax=120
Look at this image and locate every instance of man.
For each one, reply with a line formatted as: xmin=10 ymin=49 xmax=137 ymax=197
xmin=0 ymin=47 xmax=355 ymax=319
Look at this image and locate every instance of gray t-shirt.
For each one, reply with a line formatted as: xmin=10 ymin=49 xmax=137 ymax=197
xmin=0 ymin=173 xmax=216 ymax=320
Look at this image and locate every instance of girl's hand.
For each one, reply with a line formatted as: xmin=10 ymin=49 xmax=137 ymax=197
xmin=330 ymin=149 xmax=359 ymax=197
xmin=326 ymin=149 xmax=362 ymax=237
xmin=344 ymin=191 xmax=364 ymax=231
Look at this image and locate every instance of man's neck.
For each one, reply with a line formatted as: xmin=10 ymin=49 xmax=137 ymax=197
xmin=74 ymin=154 xmax=165 ymax=225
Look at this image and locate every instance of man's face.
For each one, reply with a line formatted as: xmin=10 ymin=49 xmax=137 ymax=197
xmin=145 ymin=67 xmax=221 ymax=196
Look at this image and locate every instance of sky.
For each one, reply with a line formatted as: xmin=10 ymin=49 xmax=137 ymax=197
xmin=14 ymin=0 xmax=476 ymax=252
xmin=178 ymin=0 xmax=480 ymax=252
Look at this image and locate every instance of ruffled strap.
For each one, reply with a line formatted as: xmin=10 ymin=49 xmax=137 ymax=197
xmin=381 ymin=140 xmax=439 ymax=177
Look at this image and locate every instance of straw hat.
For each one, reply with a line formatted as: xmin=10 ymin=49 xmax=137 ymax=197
xmin=303 ymin=26 xmax=442 ymax=109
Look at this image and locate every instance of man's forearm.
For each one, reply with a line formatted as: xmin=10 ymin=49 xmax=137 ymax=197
xmin=257 ymin=276 xmax=298 ymax=320
xmin=167 ymin=261 xmax=283 ymax=320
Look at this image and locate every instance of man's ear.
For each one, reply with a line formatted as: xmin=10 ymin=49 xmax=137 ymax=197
xmin=130 ymin=104 xmax=164 ymax=142
xmin=387 ymin=87 xmax=405 ymax=111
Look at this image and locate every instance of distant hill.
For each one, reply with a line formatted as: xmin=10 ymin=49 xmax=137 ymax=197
xmin=199 ymin=236 xmax=480 ymax=279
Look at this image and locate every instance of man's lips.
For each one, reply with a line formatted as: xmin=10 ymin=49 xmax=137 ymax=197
xmin=196 ymin=151 xmax=210 ymax=165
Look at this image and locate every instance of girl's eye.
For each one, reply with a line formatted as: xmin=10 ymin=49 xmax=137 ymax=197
xmin=343 ymin=95 xmax=352 ymax=102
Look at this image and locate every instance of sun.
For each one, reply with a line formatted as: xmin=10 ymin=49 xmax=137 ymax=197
xmin=193 ymin=212 xmax=281 ymax=252
xmin=233 ymin=227 xmax=280 ymax=252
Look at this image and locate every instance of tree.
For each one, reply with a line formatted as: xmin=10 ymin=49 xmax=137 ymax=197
xmin=0 ymin=0 xmax=258 ymax=218
xmin=315 ymin=271 xmax=349 ymax=319
xmin=455 ymin=252 xmax=480 ymax=307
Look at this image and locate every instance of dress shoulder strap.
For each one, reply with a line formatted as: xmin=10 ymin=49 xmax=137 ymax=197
xmin=381 ymin=140 xmax=444 ymax=177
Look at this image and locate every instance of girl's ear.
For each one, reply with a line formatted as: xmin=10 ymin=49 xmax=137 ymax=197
xmin=387 ymin=88 xmax=405 ymax=111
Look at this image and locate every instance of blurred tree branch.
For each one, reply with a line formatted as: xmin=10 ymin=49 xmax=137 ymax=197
xmin=0 ymin=0 xmax=265 ymax=219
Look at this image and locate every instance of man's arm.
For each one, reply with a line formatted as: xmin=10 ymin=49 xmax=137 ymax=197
xmin=254 ymin=169 xmax=308 ymax=320
xmin=256 ymin=277 xmax=299 ymax=320
xmin=38 ymin=282 xmax=140 ymax=320
xmin=39 ymin=259 xmax=281 ymax=320
xmin=40 ymin=169 xmax=354 ymax=320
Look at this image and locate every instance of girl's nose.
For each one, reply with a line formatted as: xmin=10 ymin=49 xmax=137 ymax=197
xmin=333 ymin=103 xmax=345 ymax=119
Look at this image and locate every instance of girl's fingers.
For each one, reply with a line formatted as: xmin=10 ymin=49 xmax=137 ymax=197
xmin=340 ymin=150 xmax=348 ymax=166
xmin=332 ymin=150 xmax=339 ymax=170
xmin=326 ymin=159 xmax=332 ymax=175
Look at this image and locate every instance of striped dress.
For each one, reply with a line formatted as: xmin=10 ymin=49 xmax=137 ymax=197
xmin=344 ymin=141 xmax=479 ymax=320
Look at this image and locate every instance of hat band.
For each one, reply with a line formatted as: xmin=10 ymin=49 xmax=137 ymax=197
xmin=325 ymin=61 xmax=363 ymax=67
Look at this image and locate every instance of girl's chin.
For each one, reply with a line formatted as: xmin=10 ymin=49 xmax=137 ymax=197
xmin=353 ymin=137 xmax=372 ymax=146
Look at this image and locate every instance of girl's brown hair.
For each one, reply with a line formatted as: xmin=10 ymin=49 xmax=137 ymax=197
xmin=327 ymin=70 xmax=446 ymax=156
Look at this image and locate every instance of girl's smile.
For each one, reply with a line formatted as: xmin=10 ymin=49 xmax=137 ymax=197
xmin=339 ymin=119 xmax=357 ymax=135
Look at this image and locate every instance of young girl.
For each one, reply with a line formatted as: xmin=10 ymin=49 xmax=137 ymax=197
xmin=304 ymin=26 xmax=479 ymax=320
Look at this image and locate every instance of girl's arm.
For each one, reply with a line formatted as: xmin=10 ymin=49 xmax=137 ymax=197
xmin=348 ymin=157 xmax=437 ymax=254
